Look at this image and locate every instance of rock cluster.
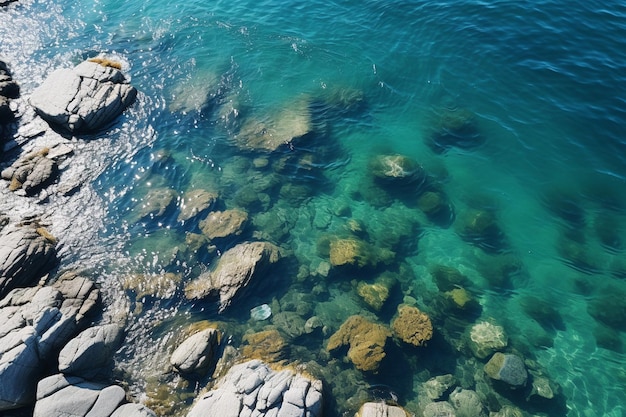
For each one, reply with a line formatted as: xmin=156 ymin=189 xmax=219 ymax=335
xmin=0 ymin=274 xmax=99 ymax=409
xmin=187 ymin=359 xmax=323 ymax=417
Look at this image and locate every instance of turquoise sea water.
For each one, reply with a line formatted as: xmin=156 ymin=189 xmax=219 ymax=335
xmin=2 ymin=0 xmax=626 ymax=416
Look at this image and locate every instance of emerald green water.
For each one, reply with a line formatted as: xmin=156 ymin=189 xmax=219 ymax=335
xmin=2 ymin=0 xmax=626 ymax=416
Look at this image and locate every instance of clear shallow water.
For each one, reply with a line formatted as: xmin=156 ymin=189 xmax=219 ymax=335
xmin=2 ymin=0 xmax=626 ymax=416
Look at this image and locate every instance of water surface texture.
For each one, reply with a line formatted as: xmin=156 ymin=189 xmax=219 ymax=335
xmin=2 ymin=0 xmax=626 ymax=416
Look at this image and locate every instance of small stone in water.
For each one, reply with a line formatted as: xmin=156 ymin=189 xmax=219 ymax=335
xmin=250 ymin=304 xmax=272 ymax=320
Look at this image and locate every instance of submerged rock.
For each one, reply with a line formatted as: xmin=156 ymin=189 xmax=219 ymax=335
xmin=199 ymin=209 xmax=249 ymax=241
xmin=422 ymin=374 xmax=457 ymax=401
xmin=468 ymin=321 xmax=507 ymax=359
xmin=29 ymin=59 xmax=137 ymax=133
xmin=391 ymin=305 xmax=433 ymax=347
xmin=355 ymin=402 xmax=409 ymax=417
xmin=137 ymin=187 xmax=178 ymax=219
xmin=235 ymin=99 xmax=312 ymax=152
xmin=186 ymin=359 xmax=323 ymax=417
xmin=178 ymin=189 xmax=219 ymax=222
xmin=241 ymin=329 xmax=288 ymax=363
xmin=327 ymin=315 xmax=391 ymax=373
xmin=356 ymin=274 xmax=396 ymax=312
xmin=448 ymin=388 xmax=486 ymax=417
xmin=484 ymin=352 xmax=527 ymax=387
xmin=422 ymin=401 xmax=456 ymax=417
xmin=184 ymin=241 xmax=283 ymax=312
xmin=369 ymin=154 xmax=424 ymax=186
xmin=327 ymin=237 xmax=394 ymax=269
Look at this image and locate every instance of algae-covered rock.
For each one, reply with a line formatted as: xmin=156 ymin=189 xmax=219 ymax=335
xmin=391 ymin=305 xmax=433 ymax=347
xmin=241 ymin=329 xmax=288 ymax=363
xmin=356 ymin=274 xmax=397 ymax=311
xmin=468 ymin=321 xmax=507 ymax=359
xmin=484 ymin=352 xmax=527 ymax=387
xmin=184 ymin=241 xmax=283 ymax=312
xmin=328 ymin=237 xmax=394 ymax=268
xmin=199 ymin=209 xmax=248 ymax=241
xmin=327 ymin=315 xmax=391 ymax=373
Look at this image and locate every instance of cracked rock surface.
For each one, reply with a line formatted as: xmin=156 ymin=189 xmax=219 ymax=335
xmin=0 ymin=273 xmax=99 ymax=410
xmin=187 ymin=359 xmax=323 ymax=417
xmin=29 ymin=60 xmax=137 ymax=133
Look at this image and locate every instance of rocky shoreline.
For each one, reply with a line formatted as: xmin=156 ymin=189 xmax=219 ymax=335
xmin=0 ymin=5 xmax=573 ymax=417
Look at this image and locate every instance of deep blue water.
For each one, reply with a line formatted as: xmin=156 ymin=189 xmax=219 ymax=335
xmin=2 ymin=0 xmax=626 ymax=416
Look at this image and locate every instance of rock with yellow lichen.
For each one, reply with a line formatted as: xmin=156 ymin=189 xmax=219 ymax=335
xmin=327 ymin=315 xmax=391 ymax=373
xmin=241 ymin=328 xmax=288 ymax=363
xmin=328 ymin=237 xmax=394 ymax=268
xmin=356 ymin=273 xmax=397 ymax=311
xmin=391 ymin=305 xmax=433 ymax=347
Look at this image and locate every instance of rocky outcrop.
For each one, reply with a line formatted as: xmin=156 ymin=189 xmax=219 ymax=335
xmin=184 ymin=241 xmax=283 ymax=312
xmin=0 ymin=219 xmax=57 ymax=298
xmin=33 ymin=373 xmax=156 ymax=417
xmin=186 ymin=359 xmax=323 ymax=417
xmin=0 ymin=273 xmax=99 ymax=410
xmin=29 ymin=59 xmax=137 ymax=133
xmin=327 ymin=315 xmax=391 ymax=373
xmin=58 ymin=323 xmax=124 ymax=379
xmin=484 ymin=352 xmax=528 ymax=387
xmin=170 ymin=328 xmax=220 ymax=376
xmin=391 ymin=305 xmax=433 ymax=347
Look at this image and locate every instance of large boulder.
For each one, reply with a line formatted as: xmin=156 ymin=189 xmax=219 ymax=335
xmin=184 ymin=241 xmax=283 ymax=312
xmin=170 ymin=328 xmax=220 ymax=376
xmin=0 ymin=220 xmax=57 ymax=299
xmin=327 ymin=315 xmax=391 ymax=373
xmin=187 ymin=359 xmax=323 ymax=417
xmin=0 ymin=274 xmax=99 ymax=410
xmin=29 ymin=59 xmax=137 ymax=133
xmin=58 ymin=323 xmax=124 ymax=379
